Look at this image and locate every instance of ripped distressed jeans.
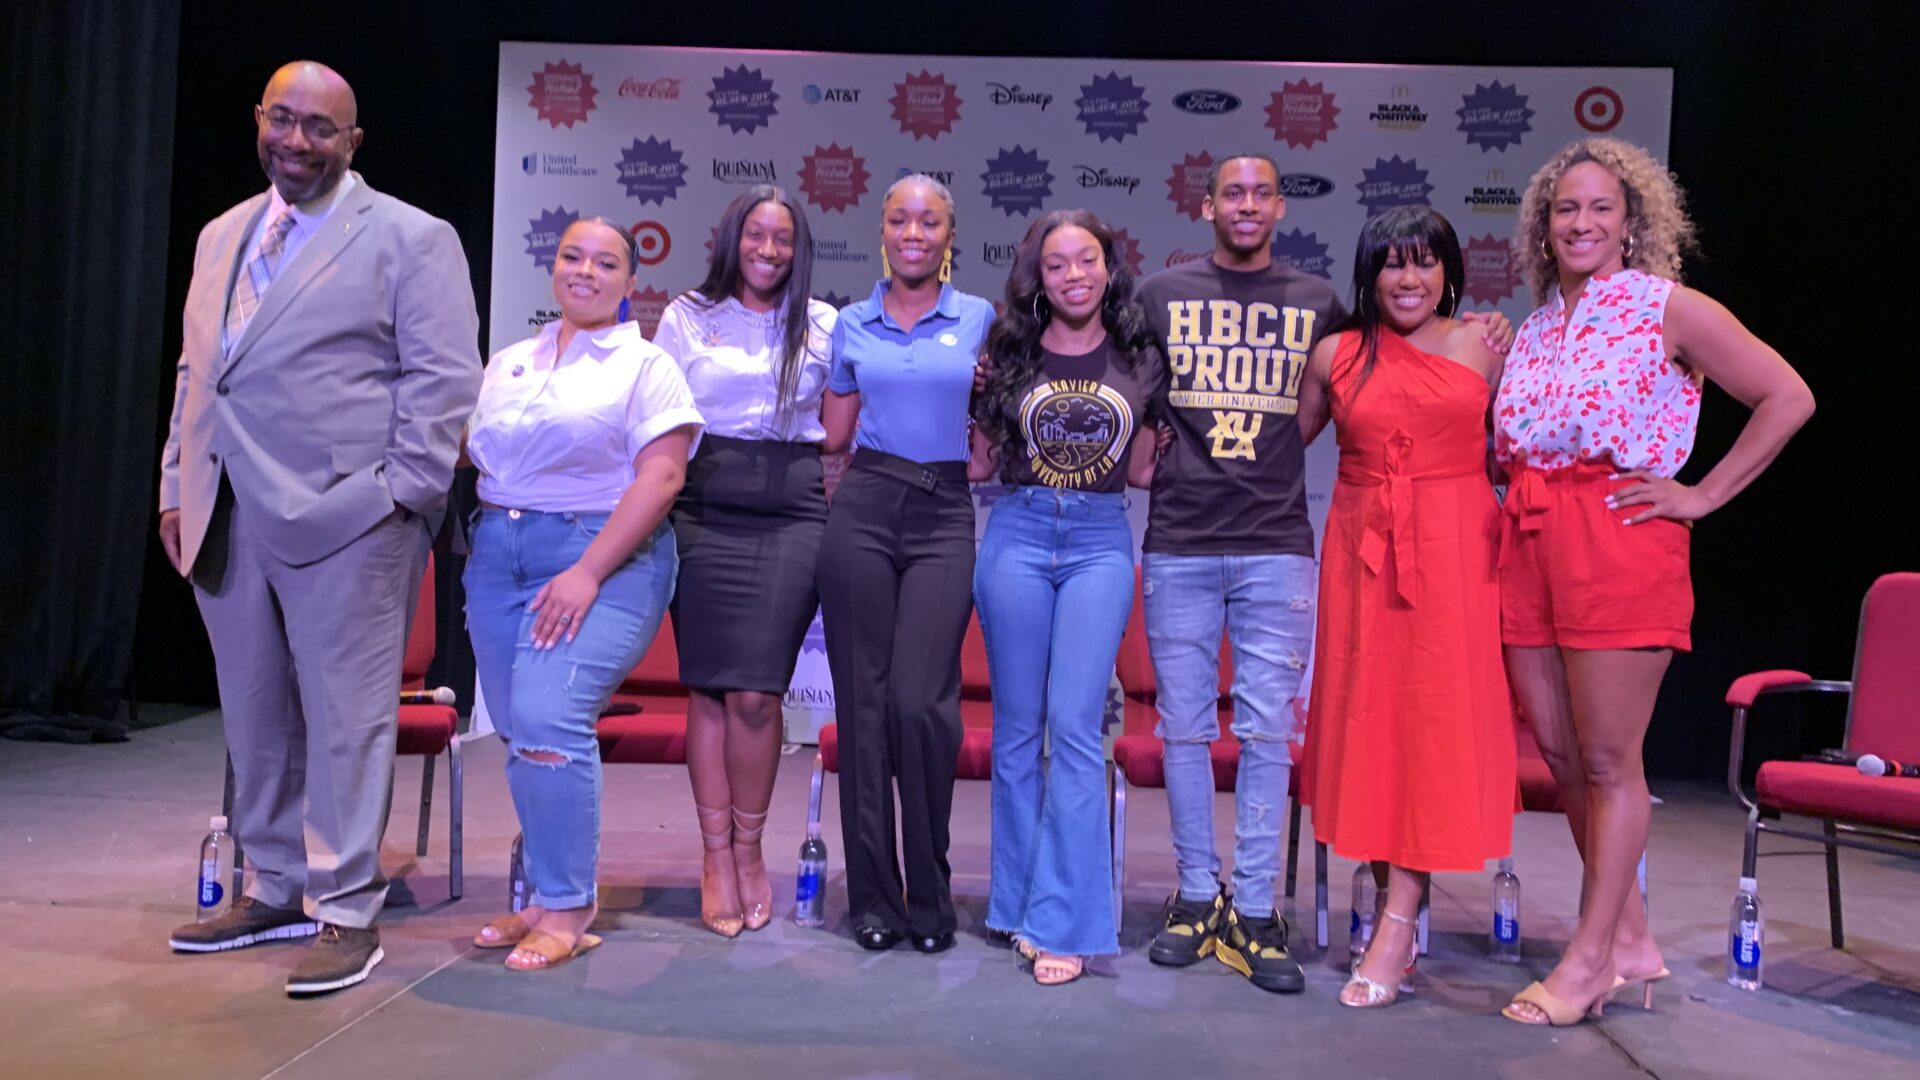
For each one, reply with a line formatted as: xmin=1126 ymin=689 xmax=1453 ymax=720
xmin=465 ymin=508 xmax=677 ymax=909
xmin=1142 ymin=553 xmax=1315 ymax=918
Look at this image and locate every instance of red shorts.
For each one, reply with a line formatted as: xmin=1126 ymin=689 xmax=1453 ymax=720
xmin=1499 ymin=462 xmax=1693 ymax=652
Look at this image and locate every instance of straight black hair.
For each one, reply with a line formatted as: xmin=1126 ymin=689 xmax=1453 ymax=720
xmin=685 ymin=186 xmax=819 ymax=424
xmin=1337 ymin=205 xmax=1466 ymax=394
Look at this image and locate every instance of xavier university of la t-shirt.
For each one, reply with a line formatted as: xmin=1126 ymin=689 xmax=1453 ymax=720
xmin=997 ymin=341 xmax=1149 ymax=493
xmin=1138 ymin=258 xmax=1346 ymax=555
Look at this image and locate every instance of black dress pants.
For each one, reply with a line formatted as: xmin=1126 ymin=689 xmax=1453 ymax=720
xmin=817 ymin=448 xmax=976 ymax=938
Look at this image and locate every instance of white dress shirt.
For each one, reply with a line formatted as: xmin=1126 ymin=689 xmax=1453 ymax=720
xmin=650 ymin=293 xmax=837 ymax=444
xmin=245 ymin=171 xmax=358 ymax=274
xmin=469 ymin=319 xmax=705 ymax=512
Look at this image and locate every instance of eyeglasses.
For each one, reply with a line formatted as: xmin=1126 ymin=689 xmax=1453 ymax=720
xmin=261 ymin=107 xmax=350 ymax=142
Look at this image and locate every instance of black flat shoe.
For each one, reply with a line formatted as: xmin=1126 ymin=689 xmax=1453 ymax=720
xmin=982 ymin=928 xmax=1016 ymax=950
xmin=911 ymin=932 xmax=956 ymax=954
xmin=855 ymin=926 xmax=902 ymax=951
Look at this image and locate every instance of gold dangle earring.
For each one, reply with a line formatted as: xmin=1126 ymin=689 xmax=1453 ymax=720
xmin=938 ymin=248 xmax=953 ymax=284
xmin=1621 ymin=232 xmax=1636 ymax=263
xmin=882 ymin=247 xmax=893 ymax=280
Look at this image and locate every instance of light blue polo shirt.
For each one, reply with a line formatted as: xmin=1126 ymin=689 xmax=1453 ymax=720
xmin=829 ymin=279 xmax=994 ymax=464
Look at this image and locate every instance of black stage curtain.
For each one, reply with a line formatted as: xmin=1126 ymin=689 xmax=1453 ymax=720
xmin=0 ymin=1 xmax=182 ymax=741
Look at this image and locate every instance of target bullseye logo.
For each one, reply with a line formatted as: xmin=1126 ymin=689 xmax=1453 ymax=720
xmin=628 ymin=221 xmax=671 ymax=265
xmin=1574 ymin=86 xmax=1623 ymax=132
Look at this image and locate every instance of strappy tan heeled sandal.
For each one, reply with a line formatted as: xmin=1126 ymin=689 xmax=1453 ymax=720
xmin=732 ymin=807 xmax=773 ymax=931
xmin=1340 ymin=911 xmax=1416 ymax=1008
xmin=696 ymin=803 xmax=744 ymax=938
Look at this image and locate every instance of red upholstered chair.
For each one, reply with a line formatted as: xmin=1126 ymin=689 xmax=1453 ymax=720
xmin=1728 ymin=572 xmax=1920 ymax=948
xmin=802 ymin=610 xmax=997 ymax=837
xmin=595 ymin=611 xmax=692 ymax=765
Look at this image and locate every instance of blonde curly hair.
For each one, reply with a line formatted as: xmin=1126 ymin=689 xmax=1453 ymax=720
xmin=1515 ymin=137 xmax=1698 ymax=305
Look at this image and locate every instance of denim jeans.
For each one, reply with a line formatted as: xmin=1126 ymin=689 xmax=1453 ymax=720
xmin=976 ymin=488 xmax=1135 ymax=956
xmin=1142 ymin=552 xmax=1316 ymax=917
xmin=465 ymin=508 xmax=677 ymax=909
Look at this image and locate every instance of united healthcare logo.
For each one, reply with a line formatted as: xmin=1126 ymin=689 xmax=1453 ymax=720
xmin=521 ymin=152 xmax=600 ymax=178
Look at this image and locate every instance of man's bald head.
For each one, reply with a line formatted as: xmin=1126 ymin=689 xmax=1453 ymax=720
xmin=255 ymin=61 xmax=363 ymax=205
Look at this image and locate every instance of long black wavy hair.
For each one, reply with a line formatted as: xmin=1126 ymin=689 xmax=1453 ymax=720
xmin=1336 ymin=205 xmax=1466 ymax=394
xmin=684 ymin=185 xmax=819 ymax=424
xmin=975 ymin=210 xmax=1164 ymax=480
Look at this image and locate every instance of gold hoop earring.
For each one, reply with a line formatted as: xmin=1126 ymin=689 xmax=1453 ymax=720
xmin=1541 ymin=236 xmax=1555 ymax=262
xmin=937 ymin=248 xmax=953 ymax=284
xmin=1032 ymin=292 xmax=1048 ymax=323
xmin=881 ymin=248 xmax=893 ymax=280
xmin=1621 ymin=233 xmax=1635 ymax=263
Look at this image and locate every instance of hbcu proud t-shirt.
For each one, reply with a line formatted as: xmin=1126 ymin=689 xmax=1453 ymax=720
xmin=1139 ymin=258 xmax=1346 ymax=555
xmin=997 ymin=341 xmax=1148 ymax=493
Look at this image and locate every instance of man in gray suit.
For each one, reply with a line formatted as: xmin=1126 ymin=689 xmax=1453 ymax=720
xmin=159 ymin=61 xmax=480 ymax=995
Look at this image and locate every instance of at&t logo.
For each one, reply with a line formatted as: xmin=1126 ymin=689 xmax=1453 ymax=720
xmin=802 ymin=84 xmax=862 ymax=104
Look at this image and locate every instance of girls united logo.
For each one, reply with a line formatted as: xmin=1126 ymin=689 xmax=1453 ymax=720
xmin=798 ymin=144 xmax=872 ymax=213
xmin=707 ymin=66 xmax=779 ymax=134
xmin=1075 ymin=72 xmax=1150 ymax=142
xmin=890 ymin=71 xmax=963 ymax=140
xmin=1265 ymin=79 xmax=1339 ymax=149
xmin=527 ymin=61 xmax=598 ymax=129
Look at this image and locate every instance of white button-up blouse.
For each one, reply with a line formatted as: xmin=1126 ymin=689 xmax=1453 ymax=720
xmin=650 ymin=292 xmax=837 ymax=444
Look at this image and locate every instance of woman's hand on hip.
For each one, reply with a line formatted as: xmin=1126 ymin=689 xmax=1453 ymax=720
xmin=528 ymin=564 xmax=600 ymax=649
xmin=1606 ymin=469 xmax=1716 ymax=525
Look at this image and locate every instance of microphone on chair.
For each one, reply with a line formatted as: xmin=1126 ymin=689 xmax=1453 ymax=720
xmin=1857 ymin=754 xmax=1920 ymax=779
xmin=400 ymin=686 xmax=457 ymax=706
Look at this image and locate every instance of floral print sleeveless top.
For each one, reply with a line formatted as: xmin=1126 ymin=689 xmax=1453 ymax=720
xmin=1495 ymin=269 xmax=1700 ymax=478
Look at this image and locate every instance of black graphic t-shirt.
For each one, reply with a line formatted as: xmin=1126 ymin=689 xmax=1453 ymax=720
xmin=999 ymin=341 xmax=1147 ymax=493
xmin=1138 ymin=258 xmax=1346 ymax=555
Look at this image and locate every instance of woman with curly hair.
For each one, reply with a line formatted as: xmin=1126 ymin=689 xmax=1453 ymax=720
xmin=968 ymin=209 xmax=1164 ymax=985
xmin=1496 ymin=138 xmax=1813 ymax=1025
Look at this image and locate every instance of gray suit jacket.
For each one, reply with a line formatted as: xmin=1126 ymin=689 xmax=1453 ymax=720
xmin=161 ymin=174 xmax=482 ymax=571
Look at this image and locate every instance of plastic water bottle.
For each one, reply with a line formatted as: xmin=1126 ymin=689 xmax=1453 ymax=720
xmin=1728 ymin=876 xmax=1764 ymax=990
xmin=1490 ymin=858 xmax=1522 ymax=963
xmin=1348 ymin=864 xmax=1376 ymax=956
xmin=508 ymin=833 xmax=528 ymax=914
xmin=794 ymin=824 xmax=828 ymax=927
xmin=196 ymin=815 xmax=235 ymax=921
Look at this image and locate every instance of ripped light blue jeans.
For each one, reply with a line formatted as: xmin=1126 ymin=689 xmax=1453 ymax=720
xmin=465 ymin=508 xmax=676 ymax=909
xmin=1142 ymin=553 xmax=1315 ymax=918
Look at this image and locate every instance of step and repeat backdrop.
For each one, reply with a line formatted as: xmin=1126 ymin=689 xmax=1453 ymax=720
xmin=485 ymin=43 xmax=1672 ymax=740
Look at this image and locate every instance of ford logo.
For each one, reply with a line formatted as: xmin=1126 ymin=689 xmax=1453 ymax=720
xmin=1172 ymin=89 xmax=1241 ymax=115
xmin=1279 ymin=173 xmax=1335 ymax=198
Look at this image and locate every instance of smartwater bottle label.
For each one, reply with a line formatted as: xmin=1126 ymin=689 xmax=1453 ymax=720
xmin=796 ymin=872 xmax=820 ymax=904
xmin=1733 ymin=923 xmax=1761 ymax=968
xmin=198 ymin=858 xmax=223 ymax=909
xmin=1494 ymin=912 xmax=1519 ymax=944
xmin=1349 ymin=909 xmax=1360 ymax=935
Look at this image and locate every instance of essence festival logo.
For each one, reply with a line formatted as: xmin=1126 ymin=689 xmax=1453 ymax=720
xmin=528 ymin=61 xmax=598 ymax=129
xmin=798 ymin=144 xmax=871 ymax=213
xmin=1165 ymin=151 xmax=1213 ymax=221
xmin=618 ymin=77 xmax=681 ymax=100
xmin=1463 ymin=168 xmax=1521 ymax=214
xmin=1270 ymin=228 xmax=1334 ymax=279
xmin=1074 ymin=164 xmax=1141 ymax=195
xmin=890 ymin=70 xmax=963 ymax=140
xmin=1356 ymin=156 xmax=1435 ymax=215
xmin=894 ymin=166 xmax=956 ymax=187
xmin=987 ymin=82 xmax=1053 ymax=111
xmin=628 ymin=285 xmax=671 ymax=339
xmin=981 ymin=146 xmax=1054 ymax=217
xmin=801 ymin=84 xmax=862 ymax=104
xmin=1266 ymin=79 xmax=1339 ymax=149
xmin=1370 ymin=84 xmax=1428 ymax=131
xmin=707 ymin=65 xmax=778 ymax=134
xmin=614 ymin=137 xmax=686 ymax=205
xmin=521 ymin=152 xmax=599 ymax=178
xmin=523 ymin=207 xmax=574 ymax=271
xmin=628 ymin=221 xmax=671 ymax=267
xmin=811 ymin=239 xmax=870 ymax=265
xmin=981 ymin=241 xmax=1020 ymax=268
xmin=1575 ymin=85 xmax=1624 ymax=132
xmin=1075 ymin=72 xmax=1149 ymax=142
xmin=1172 ymin=89 xmax=1241 ymax=116
xmin=1109 ymin=227 xmax=1145 ymax=278
xmin=1279 ymin=173 xmax=1335 ymax=198
xmin=818 ymin=291 xmax=853 ymax=310
xmin=1462 ymin=234 xmax=1523 ymax=306
xmin=712 ymin=158 xmax=777 ymax=184
xmin=1457 ymin=81 xmax=1535 ymax=152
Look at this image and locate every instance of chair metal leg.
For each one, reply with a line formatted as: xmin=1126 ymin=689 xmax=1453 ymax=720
xmin=1284 ymin=799 xmax=1302 ymax=900
xmin=806 ymin=754 xmax=824 ymax=833
xmin=1823 ymin=819 xmax=1844 ymax=948
xmin=1637 ymin=847 xmax=1650 ymax=915
xmin=1313 ymin=840 xmax=1329 ymax=949
xmin=1742 ymin=806 xmax=1761 ymax=877
xmin=223 ymin=755 xmax=244 ymax=901
xmin=1111 ymin=769 xmax=1129 ymax=931
xmin=416 ymin=754 xmax=436 ymax=857
xmin=1416 ymin=877 xmax=1430 ymax=957
xmin=448 ymin=739 xmax=464 ymax=901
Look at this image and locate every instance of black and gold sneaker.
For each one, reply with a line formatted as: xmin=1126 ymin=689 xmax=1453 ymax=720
xmin=1215 ymin=907 xmax=1306 ymax=993
xmin=1148 ymin=888 xmax=1226 ymax=967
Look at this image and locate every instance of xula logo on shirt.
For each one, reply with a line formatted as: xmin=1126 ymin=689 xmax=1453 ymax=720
xmin=1162 ymin=300 xmax=1317 ymax=461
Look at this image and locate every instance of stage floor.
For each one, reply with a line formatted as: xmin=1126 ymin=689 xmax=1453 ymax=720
xmin=4 ymin=710 xmax=1916 ymax=1079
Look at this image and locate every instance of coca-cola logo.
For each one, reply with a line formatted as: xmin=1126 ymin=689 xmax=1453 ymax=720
xmin=618 ymin=77 xmax=682 ymax=100
xmin=1164 ymin=249 xmax=1210 ymax=267
xmin=1279 ymin=173 xmax=1335 ymax=198
xmin=1172 ymin=89 xmax=1242 ymax=115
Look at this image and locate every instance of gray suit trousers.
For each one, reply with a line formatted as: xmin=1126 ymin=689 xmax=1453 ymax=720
xmin=192 ymin=484 xmax=431 ymax=927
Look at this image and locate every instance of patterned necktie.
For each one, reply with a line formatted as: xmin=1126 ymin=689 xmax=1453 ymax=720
xmin=225 ymin=208 xmax=297 ymax=351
